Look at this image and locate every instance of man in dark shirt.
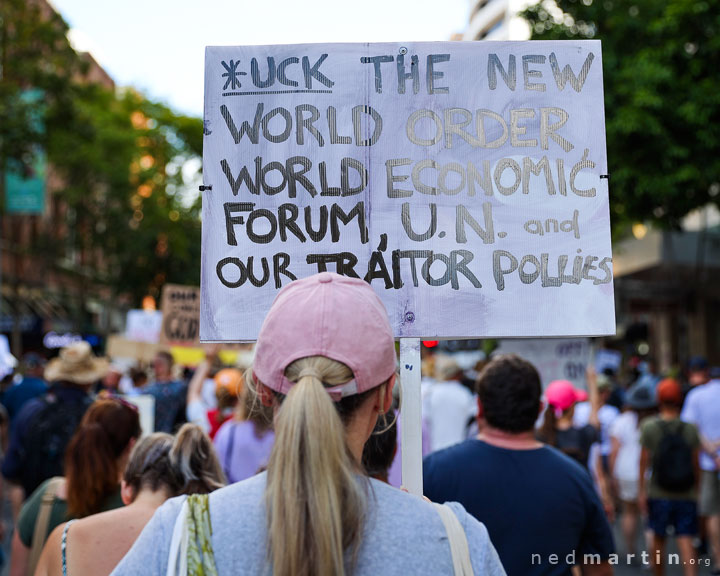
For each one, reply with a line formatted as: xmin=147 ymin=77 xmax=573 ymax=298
xmin=424 ymin=354 xmax=614 ymax=576
xmin=1 ymin=353 xmax=48 ymax=428
xmin=2 ymin=342 xmax=106 ymax=498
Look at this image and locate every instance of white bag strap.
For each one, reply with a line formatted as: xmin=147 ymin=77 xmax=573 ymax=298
xmin=166 ymin=499 xmax=189 ymax=576
xmin=433 ymin=503 xmax=474 ymax=576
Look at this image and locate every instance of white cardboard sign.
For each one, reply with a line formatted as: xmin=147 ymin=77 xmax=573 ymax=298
xmin=201 ymin=41 xmax=614 ymax=341
xmin=125 ymin=310 xmax=163 ymax=344
xmin=496 ymin=338 xmax=590 ymax=390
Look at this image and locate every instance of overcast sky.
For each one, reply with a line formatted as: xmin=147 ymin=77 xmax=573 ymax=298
xmin=50 ymin=0 xmax=470 ymax=117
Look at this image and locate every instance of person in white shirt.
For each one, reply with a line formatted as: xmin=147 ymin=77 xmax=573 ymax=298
xmin=424 ymin=355 xmax=476 ymax=453
xmin=681 ymin=371 xmax=720 ymax=573
xmin=609 ymin=381 xmax=657 ymax=559
xmin=574 ymin=374 xmax=620 ymax=472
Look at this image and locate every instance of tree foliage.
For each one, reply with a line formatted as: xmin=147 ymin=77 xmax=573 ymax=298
xmin=1 ymin=0 xmax=203 ymax=306
xmin=521 ymin=0 xmax=720 ymax=234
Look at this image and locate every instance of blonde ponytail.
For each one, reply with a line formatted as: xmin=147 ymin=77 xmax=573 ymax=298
xmin=264 ymin=356 xmax=370 ymax=576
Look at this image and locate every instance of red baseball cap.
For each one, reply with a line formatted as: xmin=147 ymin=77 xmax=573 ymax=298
xmin=545 ymin=380 xmax=588 ymax=413
xmin=656 ymin=378 xmax=683 ymax=405
xmin=253 ymin=273 xmax=397 ymax=399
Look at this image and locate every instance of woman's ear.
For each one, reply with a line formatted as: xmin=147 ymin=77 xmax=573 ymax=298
xmin=258 ymin=382 xmax=274 ymax=407
xmin=120 ymin=480 xmax=135 ymax=506
xmin=378 ymin=374 xmax=396 ymax=414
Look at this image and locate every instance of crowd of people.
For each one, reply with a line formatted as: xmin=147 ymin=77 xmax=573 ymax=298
xmin=0 ymin=272 xmax=717 ymax=575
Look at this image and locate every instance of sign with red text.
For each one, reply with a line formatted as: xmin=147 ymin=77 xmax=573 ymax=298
xmin=201 ymin=41 xmax=614 ymax=341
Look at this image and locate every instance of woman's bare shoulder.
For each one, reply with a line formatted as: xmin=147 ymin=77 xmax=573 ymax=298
xmin=64 ymin=506 xmax=159 ymax=576
xmin=35 ymin=523 xmax=65 ymax=576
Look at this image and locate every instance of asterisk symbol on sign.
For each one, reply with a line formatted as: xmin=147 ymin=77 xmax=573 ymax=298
xmin=221 ymin=60 xmax=246 ymax=90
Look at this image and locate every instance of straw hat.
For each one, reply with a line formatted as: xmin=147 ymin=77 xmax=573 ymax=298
xmin=44 ymin=341 xmax=109 ymax=385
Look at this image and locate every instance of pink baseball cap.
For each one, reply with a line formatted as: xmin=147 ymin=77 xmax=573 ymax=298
xmin=253 ymin=272 xmax=397 ymax=399
xmin=545 ymin=380 xmax=588 ymax=413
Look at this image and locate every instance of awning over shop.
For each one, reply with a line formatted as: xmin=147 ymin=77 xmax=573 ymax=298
xmin=613 ymin=227 xmax=720 ymax=292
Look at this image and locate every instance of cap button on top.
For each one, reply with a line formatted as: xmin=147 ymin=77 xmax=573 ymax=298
xmin=318 ymin=272 xmax=333 ymax=283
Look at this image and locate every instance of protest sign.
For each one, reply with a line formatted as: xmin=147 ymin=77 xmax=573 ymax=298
xmin=107 ymin=335 xmax=160 ymax=363
xmin=595 ymin=348 xmax=622 ymax=374
xmin=201 ymin=41 xmax=614 ymax=341
xmin=125 ymin=310 xmax=163 ymax=344
xmin=122 ymin=395 xmax=155 ymax=437
xmin=496 ymin=337 xmax=590 ymax=390
xmin=159 ymin=284 xmax=201 ymax=346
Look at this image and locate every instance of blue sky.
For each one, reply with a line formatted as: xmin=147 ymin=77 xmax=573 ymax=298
xmin=51 ymin=0 xmax=470 ymax=117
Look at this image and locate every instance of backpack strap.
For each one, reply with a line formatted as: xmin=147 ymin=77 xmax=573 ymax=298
xmin=433 ymin=503 xmax=474 ymax=576
xmin=27 ymin=476 xmax=64 ymax=576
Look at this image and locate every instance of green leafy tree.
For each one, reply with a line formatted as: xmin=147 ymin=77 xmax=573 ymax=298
xmin=45 ymin=85 xmax=203 ymax=305
xmin=1 ymin=0 xmax=204 ymax=327
xmin=521 ymin=0 xmax=720 ymax=234
xmin=0 ymin=0 xmax=79 ymax=177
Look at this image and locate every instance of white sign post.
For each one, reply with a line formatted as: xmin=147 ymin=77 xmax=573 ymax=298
xmin=201 ymin=41 xmax=614 ymax=494
xmin=400 ymin=338 xmax=423 ymax=494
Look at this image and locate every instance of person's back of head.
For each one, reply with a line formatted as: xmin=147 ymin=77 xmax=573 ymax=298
xmin=624 ymin=381 xmax=657 ymax=423
xmin=251 ymin=273 xmax=397 ymax=576
xmin=656 ymin=378 xmax=683 ymax=412
xmin=153 ymin=351 xmax=174 ymax=383
xmin=215 ymin=368 xmax=243 ymax=412
xmin=596 ymin=373 xmax=614 ymax=403
xmin=44 ymin=341 xmax=108 ymax=388
xmin=65 ymin=398 xmax=142 ymax=517
xmin=122 ymin=432 xmax=175 ymax=499
xmin=475 ymin=354 xmax=542 ymax=434
xmin=361 ymin=411 xmax=397 ymax=483
xmin=687 ymin=356 xmax=709 ymax=387
xmin=123 ymin=425 xmax=225 ymax=500
xmin=22 ymin=352 xmax=46 ymax=379
xmin=130 ymin=367 xmax=148 ymax=389
xmin=434 ymin=355 xmax=462 ymax=383
xmin=168 ymin=423 xmax=226 ymax=495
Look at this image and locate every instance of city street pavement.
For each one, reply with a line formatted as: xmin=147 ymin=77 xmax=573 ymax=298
xmin=611 ymin=520 xmax=715 ymax=576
